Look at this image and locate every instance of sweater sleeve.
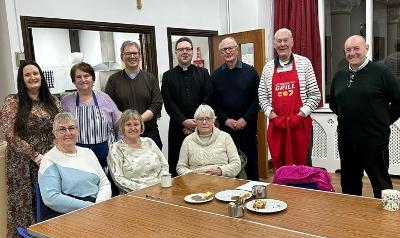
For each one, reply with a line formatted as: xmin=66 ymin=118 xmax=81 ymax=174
xmin=258 ymin=62 xmax=274 ymax=117
xmin=219 ymin=134 xmax=241 ymax=177
xmin=151 ymin=139 xmax=169 ymax=175
xmin=90 ymin=151 xmax=111 ymax=203
xmin=300 ymin=58 xmax=321 ymax=116
xmin=161 ymin=74 xmax=186 ymax=125
xmin=38 ymin=161 xmax=93 ymax=214
xmin=383 ymin=68 xmax=400 ymax=123
xmin=107 ymin=142 xmax=149 ymax=193
xmin=147 ymin=73 xmax=163 ymax=118
xmin=176 ymin=138 xmax=193 ymax=175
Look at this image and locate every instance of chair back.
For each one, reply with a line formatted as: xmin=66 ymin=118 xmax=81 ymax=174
xmin=16 ymin=227 xmax=31 ymax=238
xmin=35 ymin=183 xmax=42 ymax=222
xmin=272 ymin=165 xmax=334 ymax=192
xmin=237 ymin=150 xmax=247 ymax=179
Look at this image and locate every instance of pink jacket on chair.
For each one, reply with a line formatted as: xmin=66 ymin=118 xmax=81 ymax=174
xmin=273 ymin=165 xmax=334 ymax=192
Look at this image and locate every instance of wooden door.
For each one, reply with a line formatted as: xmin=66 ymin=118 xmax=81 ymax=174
xmin=211 ymin=29 xmax=268 ymax=179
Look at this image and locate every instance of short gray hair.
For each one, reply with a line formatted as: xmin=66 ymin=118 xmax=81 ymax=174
xmin=194 ymin=104 xmax=216 ymax=120
xmin=218 ymin=37 xmax=238 ymax=50
xmin=53 ymin=112 xmax=79 ymax=133
xmin=274 ymin=28 xmax=293 ymax=39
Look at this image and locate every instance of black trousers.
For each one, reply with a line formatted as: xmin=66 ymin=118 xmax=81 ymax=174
xmin=167 ymin=122 xmax=187 ymax=177
xmin=222 ymin=126 xmax=259 ymax=181
xmin=338 ymin=141 xmax=393 ymax=198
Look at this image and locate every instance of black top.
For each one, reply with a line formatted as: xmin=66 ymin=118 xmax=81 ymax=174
xmin=329 ymin=61 xmax=400 ymax=144
xmin=211 ymin=61 xmax=260 ymax=133
xmin=161 ymin=64 xmax=213 ymax=126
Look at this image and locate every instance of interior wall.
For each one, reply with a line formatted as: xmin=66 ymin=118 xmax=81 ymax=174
xmin=0 ymin=1 xmax=14 ymax=236
xmin=228 ymin=0 xmax=274 ymax=61
xmin=0 ymin=0 xmax=271 ymax=234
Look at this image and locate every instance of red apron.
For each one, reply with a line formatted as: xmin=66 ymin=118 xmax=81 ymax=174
xmin=267 ymin=60 xmax=312 ymax=169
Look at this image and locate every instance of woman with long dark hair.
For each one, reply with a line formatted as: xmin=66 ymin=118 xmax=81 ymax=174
xmin=0 ymin=60 xmax=61 ymax=237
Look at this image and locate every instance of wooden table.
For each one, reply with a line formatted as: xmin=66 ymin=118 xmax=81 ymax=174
xmin=130 ymin=173 xmax=400 ymax=237
xmin=28 ymin=193 xmax=315 ymax=237
xmin=28 ymin=173 xmax=400 ymax=237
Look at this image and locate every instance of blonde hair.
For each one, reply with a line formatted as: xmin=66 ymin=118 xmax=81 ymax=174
xmin=119 ymin=109 xmax=145 ymax=135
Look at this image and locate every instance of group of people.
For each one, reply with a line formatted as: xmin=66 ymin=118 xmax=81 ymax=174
xmin=2 ymin=27 xmax=400 ymax=237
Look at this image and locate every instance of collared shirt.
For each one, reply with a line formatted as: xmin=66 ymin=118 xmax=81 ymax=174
xmin=124 ymin=68 xmax=140 ymax=80
xmin=274 ymin=54 xmax=295 ymax=68
xmin=221 ymin=60 xmax=243 ymax=70
xmin=348 ymin=58 xmax=369 ymax=73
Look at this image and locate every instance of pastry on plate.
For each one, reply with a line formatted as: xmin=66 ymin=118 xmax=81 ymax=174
xmin=253 ymin=199 xmax=266 ymax=209
xmin=203 ymin=191 xmax=213 ymax=200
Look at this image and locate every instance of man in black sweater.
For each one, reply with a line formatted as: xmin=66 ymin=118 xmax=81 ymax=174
xmin=330 ymin=35 xmax=400 ymax=198
xmin=211 ymin=37 xmax=260 ymax=181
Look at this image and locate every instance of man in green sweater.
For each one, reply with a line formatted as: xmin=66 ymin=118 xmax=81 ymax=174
xmin=330 ymin=35 xmax=400 ymax=198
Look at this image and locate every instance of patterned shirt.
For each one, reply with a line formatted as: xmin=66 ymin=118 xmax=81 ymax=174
xmin=107 ymin=137 xmax=169 ymax=193
xmin=258 ymin=54 xmax=321 ymax=117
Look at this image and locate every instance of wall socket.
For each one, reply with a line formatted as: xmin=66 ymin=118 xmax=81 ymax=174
xmin=15 ymin=52 xmax=25 ymax=66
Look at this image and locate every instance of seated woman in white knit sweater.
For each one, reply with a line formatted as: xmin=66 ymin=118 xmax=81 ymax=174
xmin=107 ymin=109 xmax=169 ymax=194
xmin=177 ymin=104 xmax=241 ymax=177
xmin=39 ymin=112 xmax=111 ymax=220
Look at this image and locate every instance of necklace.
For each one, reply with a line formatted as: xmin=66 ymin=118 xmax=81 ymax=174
xmin=123 ymin=138 xmax=141 ymax=148
xmin=57 ymin=145 xmax=78 ymax=157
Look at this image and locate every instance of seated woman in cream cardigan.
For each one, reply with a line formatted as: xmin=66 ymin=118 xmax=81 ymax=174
xmin=107 ymin=109 xmax=169 ymax=194
xmin=176 ymin=104 xmax=241 ymax=177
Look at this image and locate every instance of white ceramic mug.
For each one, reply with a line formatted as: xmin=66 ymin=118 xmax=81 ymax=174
xmin=381 ymin=189 xmax=400 ymax=211
xmin=161 ymin=173 xmax=172 ymax=188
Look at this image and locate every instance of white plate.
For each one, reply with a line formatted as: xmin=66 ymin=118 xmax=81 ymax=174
xmin=184 ymin=193 xmax=213 ymax=204
xmin=214 ymin=190 xmax=253 ymax=202
xmin=246 ymin=199 xmax=287 ymax=213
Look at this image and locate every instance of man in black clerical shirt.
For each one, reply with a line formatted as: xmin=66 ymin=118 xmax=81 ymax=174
xmin=161 ymin=37 xmax=212 ymax=176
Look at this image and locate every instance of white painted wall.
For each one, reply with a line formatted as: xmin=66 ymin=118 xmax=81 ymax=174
xmin=229 ymin=0 xmax=274 ymax=61
xmin=1 ymin=0 xmax=225 ymax=157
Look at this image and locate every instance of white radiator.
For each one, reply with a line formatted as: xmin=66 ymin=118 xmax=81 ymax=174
xmin=311 ymin=112 xmax=400 ymax=175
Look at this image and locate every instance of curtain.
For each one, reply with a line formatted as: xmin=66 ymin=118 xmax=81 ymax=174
xmin=274 ymin=0 xmax=322 ymax=106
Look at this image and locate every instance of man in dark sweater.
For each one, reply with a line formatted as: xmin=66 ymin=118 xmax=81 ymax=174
xmin=330 ymin=35 xmax=400 ymax=198
xmin=161 ymin=37 xmax=212 ymax=176
xmin=105 ymin=41 xmax=163 ymax=149
xmin=211 ymin=37 xmax=260 ymax=181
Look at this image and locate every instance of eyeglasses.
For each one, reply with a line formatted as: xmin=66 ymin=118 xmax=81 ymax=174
xmin=219 ymin=45 xmax=238 ymax=53
xmin=123 ymin=52 xmax=140 ymax=58
xmin=57 ymin=126 xmax=78 ymax=134
xmin=347 ymin=73 xmax=355 ymax=88
xmin=195 ymin=117 xmax=213 ymax=122
xmin=176 ymin=47 xmax=193 ymax=53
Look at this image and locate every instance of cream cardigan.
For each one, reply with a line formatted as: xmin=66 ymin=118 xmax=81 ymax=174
xmin=176 ymin=127 xmax=241 ymax=177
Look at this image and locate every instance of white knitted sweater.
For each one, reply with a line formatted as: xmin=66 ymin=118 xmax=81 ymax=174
xmin=176 ymin=127 xmax=241 ymax=177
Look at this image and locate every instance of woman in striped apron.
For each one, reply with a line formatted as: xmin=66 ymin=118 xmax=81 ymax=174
xmin=61 ymin=62 xmax=121 ymax=194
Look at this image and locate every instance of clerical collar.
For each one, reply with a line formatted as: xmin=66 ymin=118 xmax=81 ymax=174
xmin=274 ymin=54 xmax=294 ymax=67
xmin=348 ymin=58 xmax=369 ymax=73
xmin=221 ymin=60 xmax=242 ymax=70
xmin=177 ymin=64 xmax=192 ymax=71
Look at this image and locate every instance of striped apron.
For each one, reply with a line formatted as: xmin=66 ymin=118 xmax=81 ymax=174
xmin=75 ymin=92 xmax=110 ymax=167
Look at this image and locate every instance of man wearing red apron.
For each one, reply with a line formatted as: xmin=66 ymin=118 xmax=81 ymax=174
xmin=259 ymin=28 xmax=321 ymax=169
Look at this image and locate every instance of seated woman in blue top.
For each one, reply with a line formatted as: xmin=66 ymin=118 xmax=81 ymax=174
xmin=38 ymin=112 xmax=111 ymax=219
